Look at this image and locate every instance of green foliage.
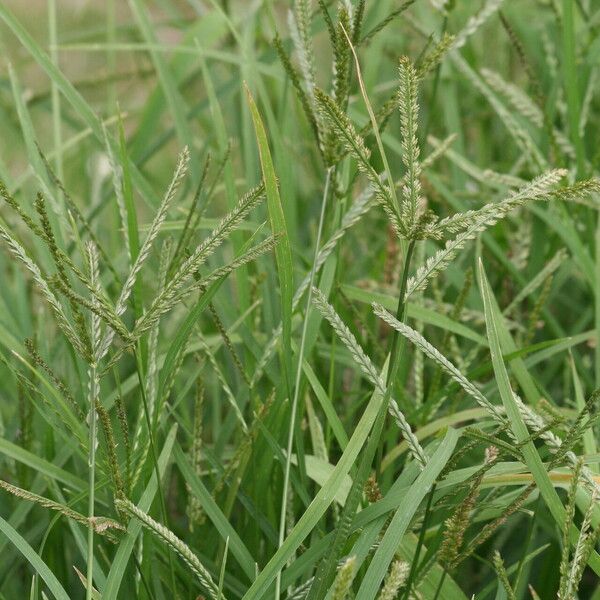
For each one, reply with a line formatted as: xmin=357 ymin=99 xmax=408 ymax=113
xmin=0 ymin=1 xmax=600 ymax=599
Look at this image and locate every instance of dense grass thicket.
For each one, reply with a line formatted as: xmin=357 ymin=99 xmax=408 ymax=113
xmin=2 ymin=0 xmax=600 ymax=598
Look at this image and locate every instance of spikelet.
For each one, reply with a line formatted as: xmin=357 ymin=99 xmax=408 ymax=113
xmin=359 ymin=1 xmax=415 ymax=45
xmin=103 ymin=224 xmax=274 ymax=378
xmin=332 ymin=4 xmax=352 ymax=108
xmin=132 ymin=182 xmax=265 ymax=339
xmin=187 ymin=378 xmax=205 ymax=529
xmin=398 ymin=56 xmax=425 ymax=234
xmin=436 ymin=169 xmax=566 ymax=235
xmin=459 ymin=483 xmax=534 ymax=564
xmin=0 ymin=222 xmax=88 ymax=359
xmin=0 ymin=478 xmax=124 ymax=536
xmin=98 ymin=146 xmax=189 ymax=359
xmin=492 ymin=551 xmax=516 ymax=600
xmin=116 ymin=497 xmax=221 ymax=599
xmin=0 ymin=181 xmax=100 ymax=339
xmin=515 ymin=394 xmax=600 ymax=495
xmin=182 ymin=235 xmax=279 ymax=301
xmin=287 ymin=579 xmax=314 ymax=600
xmin=283 ymin=0 xmax=323 ymax=149
xmin=373 ymin=303 xmax=509 ymax=431
xmin=427 ymin=135 xmax=524 ymax=190
xmin=453 ymin=0 xmax=505 ymax=49
xmin=52 ymin=275 xmax=130 ymax=343
xmin=565 ymin=489 xmax=600 ymax=598
xmin=378 ymin=559 xmax=409 ymax=600
xmin=416 ymin=33 xmax=455 ymax=79
xmin=120 ymin=146 xmax=188 ymax=313
xmin=315 ymin=88 xmax=370 ymax=167
xmin=87 ymin=242 xmax=103 ymax=361
xmin=250 ymin=132 xmax=457 ymax=388
xmin=6 ymin=350 xmax=87 ymax=450
xmin=314 ymin=88 xmax=403 ymax=236
xmin=209 ymin=302 xmax=249 ymax=385
xmin=332 ymin=556 xmax=356 ymax=600
xmin=106 ymin=234 xmax=278 ymax=378
xmin=312 ymin=288 xmax=427 ymax=467
xmin=95 ymin=400 xmax=125 ymax=502
xmin=171 ymin=153 xmax=213 ymax=272
xmin=317 ymin=0 xmax=337 ymax=60
xmin=115 ymin=394 xmax=131 ymax=494
xmin=407 ymin=170 xmax=568 ymax=298
xmin=86 ymin=242 xmax=101 ymax=565
xmin=31 ymin=144 xmax=120 ymax=286
xmin=483 ymin=67 xmax=543 ymax=124
xmin=149 ymin=240 xmax=171 ymax=404
xmin=0 ymin=180 xmax=46 ymax=238
xmin=34 ymin=141 xmax=120 ymax=281
xmin=289 ymin=0 xmax=317 ymax=105
xmin=33 ymin=193 xmax=77 ymax=292
xmin=558 ymin=459 xmax=583 ymax=600
xmin=438 ymin=448 xmax=495 ymax=570
xmin=351 ymin=0 xmax=366 ymax=42
xmin=24 ymin=338 xmax=84 ymax=421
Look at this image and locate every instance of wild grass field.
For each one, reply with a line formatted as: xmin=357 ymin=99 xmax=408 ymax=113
xmin=1 ymin=0 xmax=600 ymax=598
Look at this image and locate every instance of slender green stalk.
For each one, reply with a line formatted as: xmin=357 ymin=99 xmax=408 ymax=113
xmin=432 ymin=569 xmax=447 ymax=600
xmin=133 ymin=348 xmax=178 ymax=595
xmin=47 ymin=0 xmax=65 ymax=248
xmin=85 ymin=246 xmax=100 ymax=600
xmin=375 ymin=239 xmax=416 ymax=477
xmin=276 ymin=167 xmax=332 ymax=599
xmin=595 ymin=215 xmax=600 ymax=388
xmin=386 ymin=241 xmax=416 ymax=387
xmin=340 ymin=21 xmax=417 ymax=476
xmin=421 ymin=16 xmax=448 ymax=143
xmin=402 ymin=482 xmax=436 ymax=599
xmin=106 ymin=0 xmax=116 ymax=112
xmin=340 ymin=23 xmax=399 ymax=215
xmin=513 ymin=496 xmax=540 ymax=595
xmin=48 ymin=0 xmax=63 ymax=193
xmin=561 ymin=0 xmax=585 ymax=177
xmin=86 ymin=367 xmax=97 ymax=600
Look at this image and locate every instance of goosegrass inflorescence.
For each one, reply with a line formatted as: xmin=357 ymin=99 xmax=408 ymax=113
xmin=2 ymin=1 xmax=600 ymax=599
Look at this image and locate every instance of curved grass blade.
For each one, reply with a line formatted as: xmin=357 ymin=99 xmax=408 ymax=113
xmin=242 ymin=371 xmax=389 ymax=600
xmin=102 ymin=424 xmax=177 ymax=599
xmin=478 ymin=259 xmax=600 ymax=576
xmin=355 ymin=429 xmax=459 ymax=600
xmin=0 ymin=515 xmax=70 ymax=600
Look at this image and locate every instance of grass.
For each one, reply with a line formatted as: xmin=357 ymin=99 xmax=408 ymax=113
xmin=0 ymin=0 xmax=600 ymax=598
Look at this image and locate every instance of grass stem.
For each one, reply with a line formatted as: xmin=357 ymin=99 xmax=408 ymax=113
xmin=276 ymin=167 xmax=332 ymax=599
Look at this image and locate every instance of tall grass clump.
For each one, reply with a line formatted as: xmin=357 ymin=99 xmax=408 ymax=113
xmin=0 ymin=1 xmax=600 ymax=599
